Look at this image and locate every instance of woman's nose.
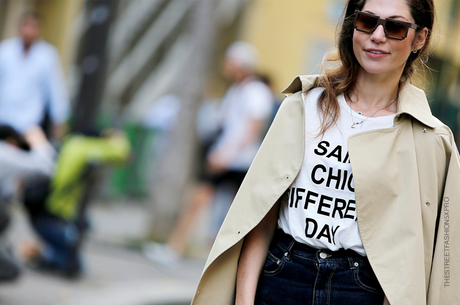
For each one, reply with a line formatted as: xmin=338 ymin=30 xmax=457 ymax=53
xmin=371 ymin=24 xmax=387 ymax=43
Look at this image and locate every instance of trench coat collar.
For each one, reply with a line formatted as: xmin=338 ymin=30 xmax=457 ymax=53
xmin=282 ymin=75 xmax=438 ymax=129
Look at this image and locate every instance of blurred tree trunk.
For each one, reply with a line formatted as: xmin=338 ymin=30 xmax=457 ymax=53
xmin=149 ymin=0 xmax=218 ymax=239
xmin=73 ymin=0 xmax=117 ymax=133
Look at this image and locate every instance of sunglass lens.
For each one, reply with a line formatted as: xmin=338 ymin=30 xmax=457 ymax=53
xmin=356 ymin=13 xmax=378 ymax=32
xmin=385 ymin=20 xmax=409 ymax=39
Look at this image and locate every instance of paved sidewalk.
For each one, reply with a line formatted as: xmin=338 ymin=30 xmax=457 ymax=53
xmin=0 ymin=201 xmax=206 ymax=305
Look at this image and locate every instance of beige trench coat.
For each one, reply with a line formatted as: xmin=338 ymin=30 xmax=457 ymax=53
xmin=192 ymin=75 xmax=460 ymax=305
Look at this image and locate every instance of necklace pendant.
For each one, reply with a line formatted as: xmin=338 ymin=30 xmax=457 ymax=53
xmin=358 ymin=111 xmax=363 ymax=115
xmin=351 ymin=121 xmax=363 ymax=128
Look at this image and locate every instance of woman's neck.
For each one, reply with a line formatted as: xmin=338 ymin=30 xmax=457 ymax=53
xmin=350 ymin=70 xmax=401 ymax=113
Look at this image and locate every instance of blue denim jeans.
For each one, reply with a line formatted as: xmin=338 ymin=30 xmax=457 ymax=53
xmin=31 ymin=214 xmax=80 ymax=271
xmin=255 ymin=229 xmax=384 ymax=305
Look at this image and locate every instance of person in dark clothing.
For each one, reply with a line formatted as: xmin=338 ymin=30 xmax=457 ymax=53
xmin=23 ymin=129 xmax=130 ymax=278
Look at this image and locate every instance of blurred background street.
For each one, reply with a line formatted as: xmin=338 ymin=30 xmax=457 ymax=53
xmin=1 ymin=200 xmax=204 ymax=305
xmin=0 ymin=0 xmax=460 ymax=304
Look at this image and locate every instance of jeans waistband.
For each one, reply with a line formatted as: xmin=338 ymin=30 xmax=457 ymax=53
xmin=272 ymin=228 xmax=364 ymax=259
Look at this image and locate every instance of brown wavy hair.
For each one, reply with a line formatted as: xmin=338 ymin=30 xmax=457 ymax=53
xmin=316 ymin=0 xmax=435 ymax=136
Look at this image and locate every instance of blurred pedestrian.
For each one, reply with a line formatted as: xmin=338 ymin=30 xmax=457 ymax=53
xmin=192 ymin=1 xmax=460 ymax=305
xmin=143 ymin=41 xmax=274 ymax=265
xmin=22 ymin=129 xmax=131 ymax=278
xmin=0 ymin=13 xmax=69 ymax=139
xmin=0 ymin=125 xmax=55 ymax=281
xmin=257 ymin=74 xmax=283 ymax=133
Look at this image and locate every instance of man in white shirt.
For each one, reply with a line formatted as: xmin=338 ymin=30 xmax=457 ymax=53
xmin=0 ymin=13 xmax=69 ymax=138
xmin=143 ymin=41 xmax=274 ymax=265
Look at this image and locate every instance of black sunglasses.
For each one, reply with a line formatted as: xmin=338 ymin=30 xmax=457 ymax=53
xmin=353 ymin=10 xmax=419 ymax=41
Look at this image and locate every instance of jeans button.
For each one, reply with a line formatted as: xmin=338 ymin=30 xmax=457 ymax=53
xmin=284 ymin=252 xmax=290 ymax=260
xmin=319 ymin=252 xmax=327 ymax=259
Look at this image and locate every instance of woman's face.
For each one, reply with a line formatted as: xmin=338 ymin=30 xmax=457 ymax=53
xmin=352 ymin=0 xmax=424 ymax=79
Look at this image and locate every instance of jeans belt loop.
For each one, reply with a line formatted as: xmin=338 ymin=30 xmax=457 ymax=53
xmin=348 ymin=255 xmax=359 ymax=269
xmin=284 ymin=239 xmax=296 ymax=261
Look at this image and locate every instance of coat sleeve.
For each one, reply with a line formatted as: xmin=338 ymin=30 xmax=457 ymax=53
xmin=427 ymin=133 xmax=460 ymax=304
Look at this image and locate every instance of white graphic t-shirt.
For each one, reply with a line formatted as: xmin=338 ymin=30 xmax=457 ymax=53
xmin=278 ymin=88 xmax=396 ymax=256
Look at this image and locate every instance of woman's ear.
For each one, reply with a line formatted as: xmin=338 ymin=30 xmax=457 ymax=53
xmin=413 ymin=27 xmax=429 ymax=52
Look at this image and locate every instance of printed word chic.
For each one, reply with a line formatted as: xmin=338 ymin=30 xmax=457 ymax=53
xmin=312 ymin=141 xmax=354 ymax=192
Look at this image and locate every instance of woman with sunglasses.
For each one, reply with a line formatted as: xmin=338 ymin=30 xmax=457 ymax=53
xmin=192 ymin=0 xmax=460 ymax=304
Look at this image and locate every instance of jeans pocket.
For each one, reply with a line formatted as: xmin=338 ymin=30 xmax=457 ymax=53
xmin=353 ymin=263 xmax=381 ymax=293
xmin=262 ymin=247 xmax=285 ymax=276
